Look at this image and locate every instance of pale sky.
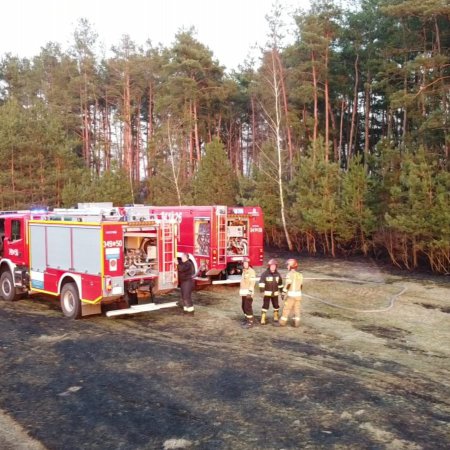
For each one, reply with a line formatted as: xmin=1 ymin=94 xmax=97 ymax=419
xmin=0 ymin=0 xmax=311 ymax=71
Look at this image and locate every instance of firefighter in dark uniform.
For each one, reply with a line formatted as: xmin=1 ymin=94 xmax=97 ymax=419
xmin=258 ymin=258 xmax=283 ymax=325
xmin=177 ymin=253 xmax=195 ymax=315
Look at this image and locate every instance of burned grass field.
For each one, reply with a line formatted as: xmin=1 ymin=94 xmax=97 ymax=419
xmin=0 ymin=255 xmax=449 ymax=449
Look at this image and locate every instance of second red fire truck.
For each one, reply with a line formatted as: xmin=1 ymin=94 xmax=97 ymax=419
xmin=146 ymin=205 xmax=264 ymax=283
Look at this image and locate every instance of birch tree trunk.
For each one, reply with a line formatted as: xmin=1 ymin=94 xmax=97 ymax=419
xmin=275 ymin=51 xmax=293 ymax=178
xmin=271 ymin=50 xmax=293 ymax=251
xmin=167 ymin=117 xmax=182 ymax=205
xmin=193 ymin=100 xmax=201 ymax=163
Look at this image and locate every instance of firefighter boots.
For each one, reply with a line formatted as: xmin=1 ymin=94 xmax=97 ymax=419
xmin=183 ymin=307 xmax=195 ymax=316
xmin=293 ymin=317 xmax=301 ymax=327
xmin=273 ymin=309 xmax=279 ymax=322
xmin=273 ymin=317 xmax=288 ymax=327
xmin=260 ymin=310 xmax=267 ymax=325
xmin=242 ymin=318 xmax=254 ymax=329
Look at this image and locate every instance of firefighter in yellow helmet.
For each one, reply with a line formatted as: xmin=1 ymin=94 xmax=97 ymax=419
xmin=258 ymin=258 xmax=283 ymax=325
xmin=275 ymin=258 xmax=303 ymax=327
xmin=239 ymin=257 xmax=257 ymax=328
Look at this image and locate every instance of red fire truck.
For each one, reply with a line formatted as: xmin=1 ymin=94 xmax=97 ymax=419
xmin=0 ymin=206 xmax=179 ymax=319
xmin=146 ymin=205 xmax=264 ymax=283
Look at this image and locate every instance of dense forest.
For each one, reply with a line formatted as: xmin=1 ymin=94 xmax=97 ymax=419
xmin=0 ymin=0 xmax=449 ymax=273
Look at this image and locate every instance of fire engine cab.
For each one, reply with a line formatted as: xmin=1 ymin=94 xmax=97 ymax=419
xmin=147 ymin=205 xmax=264 ymax=283
xmin=0 ymin=205 xmax=179 ymax=319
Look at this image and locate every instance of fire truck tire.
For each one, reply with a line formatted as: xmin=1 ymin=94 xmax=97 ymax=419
xmin=0 ymin=271 xmax=19 ymax=302
xmin=60 ymin=283 xmax=82 ymax=319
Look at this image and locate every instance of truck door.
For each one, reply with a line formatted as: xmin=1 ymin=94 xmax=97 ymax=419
xmin=194 ymin=218 xmax=210 ymax=256
xmin=248 ymin=209 xmax=264 ymax=267
xmin=3 ymin=218 xmax=27 ymax=266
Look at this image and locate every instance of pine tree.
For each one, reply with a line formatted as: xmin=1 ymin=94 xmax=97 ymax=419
xmin=146 ymin=160 xmax=194 ymax=206
xmin=192 ymin=138 xmax=238 ymax=205
xmin=0 ymin=99 xmax=78 ymax=209
xmin=338 ymin=155 xmax=376 ymax=255
xmin=61 ymin=167 xmax=134 ymax=206
xmin=384 ymin=147 xmax=450 ymax=271
xmin=247 ymin=162 xmax=285 ymax=246
xmin=290 ymin=138 xmax=341 ymax=255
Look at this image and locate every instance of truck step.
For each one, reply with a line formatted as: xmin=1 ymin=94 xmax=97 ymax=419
xmin=106 ymin=301 xmax=178 ymax=317
xmin=211 ymin=275 xmax=261 ymax=285
xmin=212 ymin=276 xmax=242 ymax=285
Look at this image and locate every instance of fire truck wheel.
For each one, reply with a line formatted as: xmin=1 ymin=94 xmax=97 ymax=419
xmin=0 ymin=271 xmax=19 ymax=302
xmin=60 ymin=283 xmax=82 ymax=319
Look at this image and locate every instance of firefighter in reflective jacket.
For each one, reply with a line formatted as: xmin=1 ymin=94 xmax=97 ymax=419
xmin=258 ymin=258 xmax=283 ymax=325
xmin=239 ymin=257 xmax=257 ymax=328
xmin=276 ymin=258 xmax=303 ymax=327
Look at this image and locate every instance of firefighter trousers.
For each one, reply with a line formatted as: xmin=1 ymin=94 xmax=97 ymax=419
xmin=180 ymin=279 xmax=194 ymax=309
xmin=280 ymin=296 xmax=301 ymax=321
xmin=241 ymin=296 xmax=253 ymax=317
xmin=262 ymin=295 xmax=280 ymax=311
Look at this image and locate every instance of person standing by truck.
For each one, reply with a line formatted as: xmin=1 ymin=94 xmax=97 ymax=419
xmin=177 ymin=253 xmax=196 ymax=315
xmin=258 ymin=259 xmax=283 ymax=325
xmin=239 ymin=257 xmax=257 ymax=328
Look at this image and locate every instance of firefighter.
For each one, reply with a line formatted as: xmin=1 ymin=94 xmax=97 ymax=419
xmin=239 ymin=257 xmax=257 ymax=328
xmin=176 ymin=253 xmax=196 ymax=315
xmin=276 ymin=258 xmax=303 ymax=327
xmin=258 ymin=258 xmax=283 ymax=325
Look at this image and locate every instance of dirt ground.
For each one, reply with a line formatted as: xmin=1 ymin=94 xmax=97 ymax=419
xmin=0 ymin=253 xmax=449 ymax=450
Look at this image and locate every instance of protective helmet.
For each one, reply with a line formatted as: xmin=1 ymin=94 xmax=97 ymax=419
xmin=267 ymin=258 xmax=278 ymax=267
xmin=286 ymin=258 xmax=298 ymax=269
xmin=242 ymin=257 xmax=250 ymax=263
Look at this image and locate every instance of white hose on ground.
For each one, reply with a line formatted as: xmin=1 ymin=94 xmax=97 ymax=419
xmin=302 ymin=276 xmax=407 ymax=313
